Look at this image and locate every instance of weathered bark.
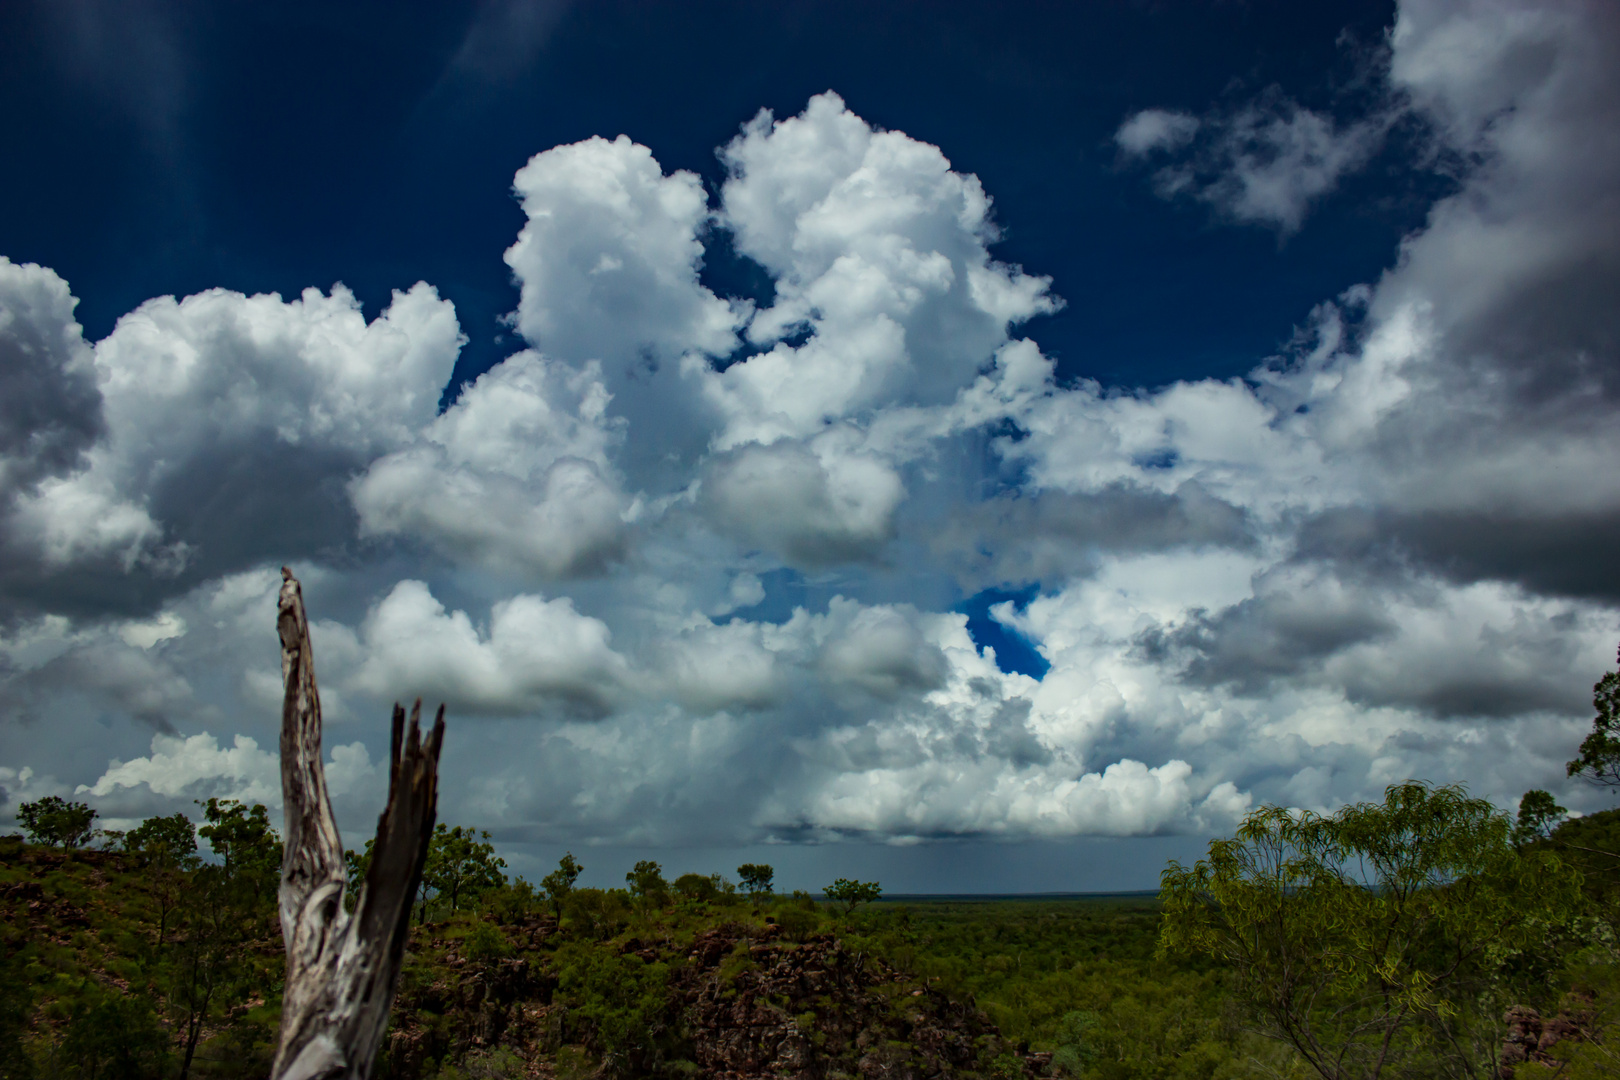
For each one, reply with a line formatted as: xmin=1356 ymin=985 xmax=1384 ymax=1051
xmin=272 ymin=568 xmax=446 ymax=1080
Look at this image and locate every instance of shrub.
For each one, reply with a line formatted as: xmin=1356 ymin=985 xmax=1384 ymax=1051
xmin=463 ymin=921 xmax=511 ymax=964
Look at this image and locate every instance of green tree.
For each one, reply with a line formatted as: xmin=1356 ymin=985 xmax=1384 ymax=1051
xmin=541 ymin=852 xmax=583 ymax=917
xmin=422 ymin=825 xmax=507 ymax=916
xmin=1514 ymin=789 xmax=1568 ymax=847
xmin=16 ymin=796 xmax=97 ymax=848
xmin=824 ymin=878 xmax=882 ymax=915
xmin=163 ymin=858 xmax=267 ymax=1080
xmin=673 ymin=873 xmax=727 ymax=903
xmin=1568 ymin=641 xmax=1620 ymax=787
xmin=56 ymin=993 xmax=170 ymax=1080
xmin=124 ymin=812 xmax=198 ymax=864
xmin=625 ymin=859 xmax=669 ymax=906
xmin=125 ymin=813 xmax=200 ymax=952
xmin=196 ymin=798 xmax=280 ymax=897
xmin=737 ymin=863 xmax=774 ymax=900
xmin=1048 ymin=1010 xmax=1099 ymax=1079
xmin=1160 ymin=782 xmax=1584 ymax=1080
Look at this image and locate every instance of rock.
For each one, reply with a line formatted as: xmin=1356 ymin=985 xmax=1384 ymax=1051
xmin=1501 ymin=994 xmax=1596 ymax=1078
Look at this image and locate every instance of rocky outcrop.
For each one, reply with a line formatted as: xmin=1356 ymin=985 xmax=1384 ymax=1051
xmin=384 ymin=914 xmax=562 ymax=1077
xmin=675 ymin=922 xmax=1036 ymax=1080
xmin=1501 ymin=995 xmax=1596 ymax=1077
xmin=381 ymin=915 xmax=1044 ymax=1079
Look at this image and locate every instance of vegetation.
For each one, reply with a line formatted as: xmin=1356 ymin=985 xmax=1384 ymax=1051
xmin=1161 ymin=782 xmax=1582 ymax=1079
xmin=2 ymin=643 xmax=1618 ymax=1077
xmin=1567 ymin=642 xmax=1620 ymax=787
xmin=540 ymin=851 xmax=583 ymax=916
xmin=421 ymin=825 xmax=507 ymax=916
xmin=736 ymin=863 xmax=774 ymax=899
xmin=16 ymin=797 xmax=98 ymax=849
xmin=824 ymin=877 xmax=883 ymax=915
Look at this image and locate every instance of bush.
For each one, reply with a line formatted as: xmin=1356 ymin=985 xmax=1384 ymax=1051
xmin=483 ymin=878 xmax=539 ymax=924
xmin=463 ymin=920 xmax=511 ymax=963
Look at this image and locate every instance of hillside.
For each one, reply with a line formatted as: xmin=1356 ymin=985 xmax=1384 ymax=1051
xmin=11 ymin=835 xmax=1223 ymax=1079
xmin=9 ymin=801 xmax=1610 ymax=1079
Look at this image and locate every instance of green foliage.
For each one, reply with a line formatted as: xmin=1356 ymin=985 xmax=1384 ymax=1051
xmin=1568 ymin=641 xmax=1620 ymax=787
xmin=772 ymin=891 xmax=821 ymax=941
xmin=552 ymin=939 xmax=681 ymax=1075
xmin=1541 ymin=807 xmax=1620 ymax=900
xmin=422 ymin=825 xmax=507 ymax=915
xmin=541 ymin=852 xmax=583 ymax=916
xmin=736 ymin=863 xmax=774 ymax=899
xmin=123 ymin=813 xmax=198 ymax=866
xmin=625 ymin=860 xmax=669 ymax=906
xmin=1160 ymin=781 xmax=1584 ymax=1080
xmin=196 ymin=798 xmax=279 ymax=898
xmin=0 ymin=942 xmax=33 ymax=1080
xmin=426 ymin=1046 xmax=526 ymax=1080
xmin=824 ymin=877 xmax=882 ymax=914
xmin=461 ymin=920 xmax=510 ymax=963
xmin=55 ymin=993 xmax=169 ymax=1080
xmin=672 ymin=872 xmax=728 ymax=903
xmin=16 ymin=797 xmax=97 ymax=849
xmin=484 ymin=877 xmax=539 ymax=924
xmin=835 ymin=894 xmax=1254 ymax=1077
xmin=1515 ymin=789 xmax=1569 ymax=847
xmin=345 ymin=838 xmax=374 ymax=893
xmin=563 ymin=886 xmax=635 ymax=941
xmin=1049 ymin=1009 xmax=1099 ymax=1077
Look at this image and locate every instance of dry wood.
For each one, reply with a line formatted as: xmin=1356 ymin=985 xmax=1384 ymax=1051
xmin=272 ymin=568 xmax=445 ymax=1080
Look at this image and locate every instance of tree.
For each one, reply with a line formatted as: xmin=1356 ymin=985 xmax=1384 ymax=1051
xmin=737 ymin=863 xmax=774 ymax=899
xmin=422 ymin=824 xmax=507 ymax=916
xmin=270 ymin=568 xmax=446 ymax=1080
xmin=824 ymin=878 xmax=881 ymax=915
xmin=16 ymin=796 xmax=97 ymax=848
xmin=197 ymin=798 xmax=280 ymax=899
xmin=125 ymin=813 xmax=200 ymax=952
xmin=541 ymin=852 xmax=583 ymax=917
xmin=1568 ymin=641 xmax=1620 ymax=786
xmin=1159 ymin=782 xmax=1584 ymax=1080
xmin=124 ymin=812 xmax=198 ymax=864
xmin=1049 ymin=1010 xmax=1100 ymax=1079
xmin=345 ymin=838 xmax=375 ymax=893
xmin=56 ymin=993 xmax=169 ymax=1080
xmin=625 ymin=859 xmax=669 ymax=905
xmin=1514 ymin=789 xmax=1568 ymax=847
xmin=673 ymin=872 xmax=729 ymax=903
xmin=166 ymin=862 xmax=254 ymax=1080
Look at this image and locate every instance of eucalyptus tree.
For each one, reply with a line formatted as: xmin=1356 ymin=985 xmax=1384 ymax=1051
xmin=16 ymin=796 xmax=96 ymax=848
xmin=421 ymin=825 xmax=507 ymax=916
xmin=1568 ymin=642 xmax=1620 ymax=787
xmin=824 ymin=878 xmax=882 ymax=916
xmin=541 ymin=852 xmax=583 ymax=917
xmin=1159 ymin=782 xmax=1582 ymax=1080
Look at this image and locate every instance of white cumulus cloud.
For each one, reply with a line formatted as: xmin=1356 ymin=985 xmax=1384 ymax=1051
xmin=348 ymin=579 xmax=634 ymax=717
xmin=352 ymin=351 xmax=628 ymax=578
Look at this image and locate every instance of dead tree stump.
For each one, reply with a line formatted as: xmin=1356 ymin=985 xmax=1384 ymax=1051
xmin=272 ymin=568 xmax=445 ymax=1080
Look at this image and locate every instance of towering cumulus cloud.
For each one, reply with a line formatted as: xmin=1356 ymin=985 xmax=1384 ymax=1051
xmin=3 ymin=1 xmax=1618 ymax=863
xmin=1 ymin=280 xmax=464 ymax=614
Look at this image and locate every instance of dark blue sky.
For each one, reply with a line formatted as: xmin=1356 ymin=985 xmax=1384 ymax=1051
xmin=2 ymin=0 xmax=1422 ymax=395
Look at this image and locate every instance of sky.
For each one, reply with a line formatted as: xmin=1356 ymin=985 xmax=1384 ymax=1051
xmin=1 ymin=0 xmax=1617 ymax=894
